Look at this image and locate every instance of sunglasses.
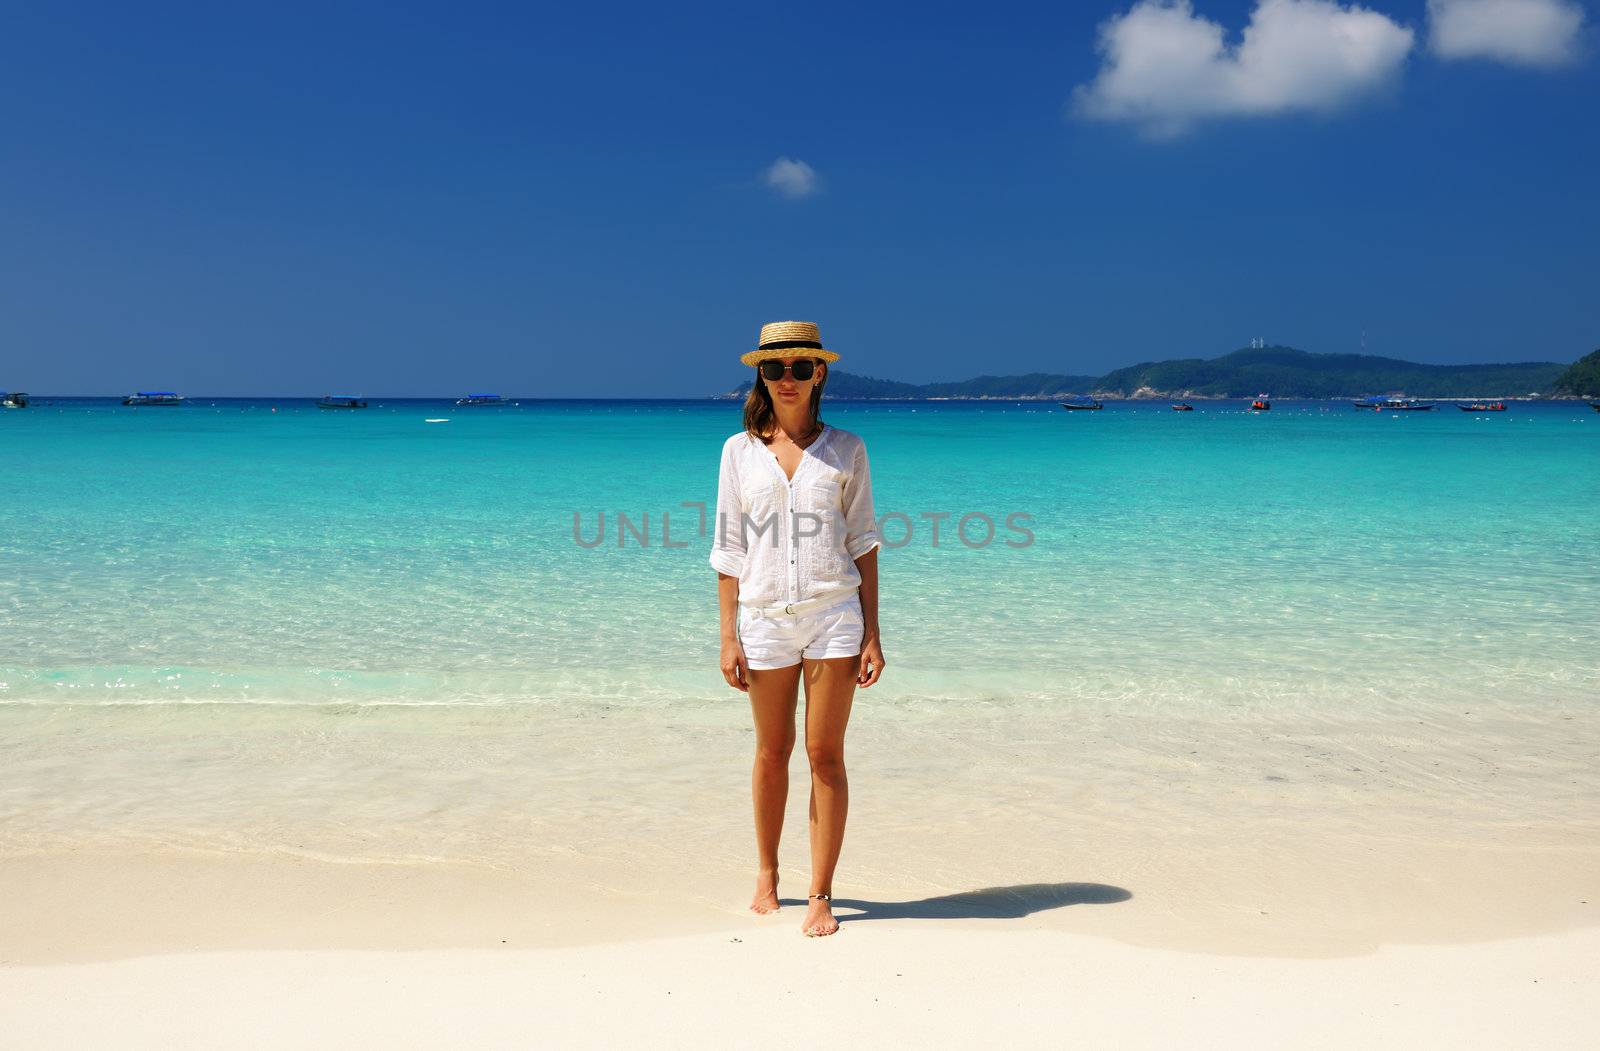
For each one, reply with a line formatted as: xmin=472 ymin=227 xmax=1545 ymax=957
xmin=758 ymin=359 xmax=819 ymax=382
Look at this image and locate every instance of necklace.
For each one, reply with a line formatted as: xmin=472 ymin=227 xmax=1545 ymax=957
xmin=766 ymin=420 xmax=821 ymax=447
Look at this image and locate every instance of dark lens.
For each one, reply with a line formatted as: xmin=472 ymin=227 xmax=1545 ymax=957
xmin=791 ymin=360 xmax=816 ymax=381
xmin=759 ymin=361 xmax=785 ymax=381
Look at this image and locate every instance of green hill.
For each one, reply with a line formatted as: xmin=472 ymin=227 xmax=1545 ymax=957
xmin=1550 ymin=349 xmax=1600 ymax=397
xmin=718 ymin=346 xmax=1569 ymax=399
xmin=1093 ymin=347 xmax=1564 ymax=399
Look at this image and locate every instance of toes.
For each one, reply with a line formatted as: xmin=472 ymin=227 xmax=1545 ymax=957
xmin=801 ymin=910 xmax=840 ymax=936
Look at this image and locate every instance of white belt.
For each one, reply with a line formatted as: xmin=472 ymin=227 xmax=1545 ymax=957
xmin=741 ymin=587 xmax=857 ymax=620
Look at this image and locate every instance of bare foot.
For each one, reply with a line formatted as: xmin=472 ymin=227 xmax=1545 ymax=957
xmin=802 ymin=895 xmax=839 ymax=937
xmin=750 ymin=869 xmax=780 ymax=914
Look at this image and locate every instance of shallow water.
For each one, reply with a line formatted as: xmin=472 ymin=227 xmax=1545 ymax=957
xmin=4 ymin=397 xmax=1596 ymax=714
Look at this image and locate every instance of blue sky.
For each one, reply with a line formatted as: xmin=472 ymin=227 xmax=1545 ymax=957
xmin=1 ymin=0 xmax=1595 ymax=397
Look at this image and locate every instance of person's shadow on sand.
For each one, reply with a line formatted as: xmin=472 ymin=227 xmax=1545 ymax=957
xmin=780 ymin=883 xmax=1131 ymax=923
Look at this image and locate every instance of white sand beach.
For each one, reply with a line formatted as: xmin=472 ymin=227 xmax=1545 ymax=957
xmin=3 ymin=696 xmax=1598 ymax=1047
xmin=2 ymin=907 xmax=1597 ymax=1049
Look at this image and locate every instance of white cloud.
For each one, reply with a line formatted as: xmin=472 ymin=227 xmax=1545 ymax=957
xmin=1428 ymin=0 xmax=1586 ymax=67
xmin=1073 ymin=0 xmax=1416 ymax=136
xmin=762 ymin=157 xmax=820 ymax=199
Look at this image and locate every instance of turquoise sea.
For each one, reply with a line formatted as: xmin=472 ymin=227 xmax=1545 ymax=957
xmin=3 ymin=397 xmax=1597 ymax=714
xmin=5 ymin=397 xmax=1599 ymax=948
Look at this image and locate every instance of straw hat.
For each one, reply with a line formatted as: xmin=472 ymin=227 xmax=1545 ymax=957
xmin=740 ymin=320 xmax=840 ymax=367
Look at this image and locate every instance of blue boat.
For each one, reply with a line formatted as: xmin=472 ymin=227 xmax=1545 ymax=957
xmin=1059 ymin=396 xmax=1103 ymax=411
xmin=123 ymin=391 xmax=185 ymax=406
xmin=455 ymin=393 xmax=505 ymax=406
xmin=317 ymin=395 xmax=368 ymax=409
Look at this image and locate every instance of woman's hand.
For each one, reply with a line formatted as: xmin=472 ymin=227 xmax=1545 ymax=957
xmin=857 ymin=635 xmax=885 ymax=687
xmin=721 ymin=638 xmax=749 ymax=692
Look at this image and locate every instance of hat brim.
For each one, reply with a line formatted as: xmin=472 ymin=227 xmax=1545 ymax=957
xmin=740 ymin=348 xmax=840 ymax=367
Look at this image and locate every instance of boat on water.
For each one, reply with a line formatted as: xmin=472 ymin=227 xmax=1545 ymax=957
xmin=122 ymin=391 xmax=185 ymax=406
xmin=1250 ymin=396 xmax=1271 ymax=411
xmin=455 ymin=393 xmax=505 ymax=406
xmin=1591 ymin=402 xmax=1600 ymax=413
xmin=1 ymin=392 xmax=27 ymax=409
xmin=317 ymin=395 xmax=368 ymax=409
xmin=1457 ymin=401 xmax=1506 ymax=412
xmin=1352 ymin=396 xmax=1434 ymax=411
xmin=1059 ymin=396 xmax=1103 ymax=411
xmin=1171 ymin=403 xmax=1194 ymax=411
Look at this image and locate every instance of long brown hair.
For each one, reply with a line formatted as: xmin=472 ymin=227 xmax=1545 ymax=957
xmin=742 ymin=359 xmax=827 ymax=442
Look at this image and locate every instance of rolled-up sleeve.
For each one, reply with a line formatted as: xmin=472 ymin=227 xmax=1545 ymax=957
xmin=709 ymin=437 xmax=746 ymax=576
xmin=842 ymin=439 xmax=881 ymax=560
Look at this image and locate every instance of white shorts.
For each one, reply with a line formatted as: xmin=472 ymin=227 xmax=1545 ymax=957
xmin=737 ymin=593 xmax=865 ymax=670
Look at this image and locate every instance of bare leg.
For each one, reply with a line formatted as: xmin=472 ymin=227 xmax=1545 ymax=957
xmin=748 ymin=663 xmax=800 ymax=914
xmin=800 ymin=653 xmax=860 ymax=936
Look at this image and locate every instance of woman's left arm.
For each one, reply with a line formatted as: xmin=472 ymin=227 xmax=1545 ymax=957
xmin=853 ymin=546 xmax=884 ymax=687
xmin=842 ymin=439 xmax=884 ymax=687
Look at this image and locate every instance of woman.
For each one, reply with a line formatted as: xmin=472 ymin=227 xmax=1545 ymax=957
xmin=710 ymin=320 xmax=885 ymax=938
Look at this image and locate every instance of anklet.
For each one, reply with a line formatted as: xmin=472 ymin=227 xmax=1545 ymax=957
xmin=809 ymin=893 xmax=831 ymax=901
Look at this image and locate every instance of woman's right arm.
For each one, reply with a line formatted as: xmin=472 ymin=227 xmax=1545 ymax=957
xmin=717 ymin=571 xmax=747 ymax=692
xmin=710 ymin=438 xmax=748 ymax=691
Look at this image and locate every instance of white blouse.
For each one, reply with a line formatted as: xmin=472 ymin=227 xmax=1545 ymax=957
xmin=709 ymin=424 xmax=881 ymax=607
